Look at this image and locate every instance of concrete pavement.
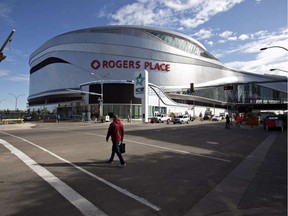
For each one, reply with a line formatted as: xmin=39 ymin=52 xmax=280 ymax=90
xmin=1 ymin=121 xmax=287 ymax=216
xmin=184 ymin=132 xmax=287 ymax=216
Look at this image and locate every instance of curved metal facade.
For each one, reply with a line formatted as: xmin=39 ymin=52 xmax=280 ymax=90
xmin=29 ymin=25 xmax=286 ymax=105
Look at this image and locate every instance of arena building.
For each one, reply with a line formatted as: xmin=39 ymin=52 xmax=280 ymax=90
xmin=29 ymin=25 xmax=287 ymax=120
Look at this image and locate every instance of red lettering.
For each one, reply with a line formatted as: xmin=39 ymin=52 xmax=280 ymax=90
xmin=109 ymin=60 xmax=115 ymax=68
xmin=92 ymin=60 xmax=169 ymax=71
xmin=123 ymin=60 xmax=128 ymax=68
xmin=91 ymin=60 xmax=100 ymax=70
xmin=116 ymin=60 xmax=122 ymax=68
xmin=155 ymin=63 xmax=161 ymax=71
xmin=129 ymin=61 xmax=134 ymax=68
xmin=166 ymin=64 xmax=170 ymax=72
xmin=144 ymin=61 xmax=150 ymax=69
xmin=103 ymin=60 xmax=108 ymax=68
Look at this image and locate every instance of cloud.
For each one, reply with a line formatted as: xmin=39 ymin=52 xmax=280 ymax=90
xmin=6 ymin=74 xmax=29 ymax=81
xmin=0 ymin=2 xmax=14 ymax=25
xmin=239 ymin=34 xmax=249 ymax=41
xmin=110 ymin=0 xmax=245 ymax=29
xmin=0 ymin=70 xmax=29 ymax=81
xmin=192 ymin=28 xmax=214 ymax=40
xmin=206 ymin=41 xmax=214 ymax=46
xmin=97 ymin=6 xmax=107 ymax=18
xmin=218 ymin=39 xmax=226 ymax=44
xmin=0 ymin=70 xmax=9 ymax=77
xmin=219 ymin=31 xmax=234 ymax=38
xmin=179 ymin=0 xmax=244 ymax=28
xmin=163 ymin=0 xmax=199 ymax=11
xmin=111 ymin=1 xmax=163 ymax=25
xmin=222 ymin=28 xmax=288 ymax=75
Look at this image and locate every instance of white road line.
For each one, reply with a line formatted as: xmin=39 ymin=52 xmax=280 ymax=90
xmin=206 ymin=141 xmax=219 ymax=145
xmin=124 ymin=139 xmax=231 ymax=163
xmin=0 ymin=139 xmax=107 ymax=216
xmin=0 ymin=131 xmax=161 ymax=212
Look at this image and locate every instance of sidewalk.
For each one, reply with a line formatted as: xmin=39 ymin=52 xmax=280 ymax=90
xmin=184 ymin=131 xmax=287 ymax=216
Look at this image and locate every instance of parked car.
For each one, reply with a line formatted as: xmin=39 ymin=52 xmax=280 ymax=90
xmin=22 ymin=115 xmax=32 ymax=121
xmin=203 ymin=115 xmax=211 ymax=120
xmin=150 ymin=116 xmax=160 ymax=123
xmin=212 ymin=116 xmax=223 ymax=121
xmin=155 ymin=114 xmax=171 ymax=123
xmin=173 ymin=115 xmax=190 ymax=124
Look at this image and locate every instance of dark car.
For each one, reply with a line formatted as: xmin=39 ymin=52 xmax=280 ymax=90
xmin=22 ymin=116 xmax=32 ymax=121
xmin=203 ymin=115 xmax=211 ymax=120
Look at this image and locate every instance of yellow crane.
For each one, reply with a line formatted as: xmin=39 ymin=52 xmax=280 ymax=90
xmin=0 ymin=29 xmax=15 ymax=62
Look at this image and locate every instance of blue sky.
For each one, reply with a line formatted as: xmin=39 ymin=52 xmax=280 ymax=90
xmin=0 ymin=0 xmax=287 ymax=110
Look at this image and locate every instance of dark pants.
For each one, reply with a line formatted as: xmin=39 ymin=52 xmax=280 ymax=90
xmin=225 ymin=121 xmax=230 ymax=128
xmin=109 ymin=141 xmax=125 ymax=165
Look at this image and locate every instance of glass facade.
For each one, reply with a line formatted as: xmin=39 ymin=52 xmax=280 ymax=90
xmin=191 ymin=83 xmax=287 ymax=104
xmin=146 ymin=31 xmax=218 ymax=60
xmin=28 ymin=81 xmax=287 ymax=121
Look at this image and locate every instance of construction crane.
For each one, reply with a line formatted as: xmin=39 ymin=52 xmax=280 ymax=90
xmin=0 ymin=29 xmax=15 ymax=62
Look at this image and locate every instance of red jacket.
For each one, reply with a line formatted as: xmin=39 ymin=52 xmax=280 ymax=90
xmin=106 ymin=116 xmax=124 ymax=143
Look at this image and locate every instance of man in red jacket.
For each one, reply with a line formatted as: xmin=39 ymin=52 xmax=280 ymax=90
xmin=106 ymin=115 xmax=126 ymax=167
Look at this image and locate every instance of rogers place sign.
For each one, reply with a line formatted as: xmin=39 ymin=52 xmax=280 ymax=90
xmin=91 ymin=60 xmax=170 ymax=72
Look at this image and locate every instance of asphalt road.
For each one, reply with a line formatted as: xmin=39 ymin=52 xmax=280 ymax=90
xmin=0 ymin=120 xmax=286 ymax=216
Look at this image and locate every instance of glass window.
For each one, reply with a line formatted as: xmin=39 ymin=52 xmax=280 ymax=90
xmin=146 ymin=31 xmax=217 ymax=60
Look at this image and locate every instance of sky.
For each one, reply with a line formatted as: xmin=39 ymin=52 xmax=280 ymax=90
xmin=0 ymin=0 xmax=287 ymax=110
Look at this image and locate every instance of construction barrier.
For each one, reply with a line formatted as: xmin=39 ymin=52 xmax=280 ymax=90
xmin=1 ymin=118 xmax=24 ymax=124
xmin=247 ymin=117 xmax=259 ymax=127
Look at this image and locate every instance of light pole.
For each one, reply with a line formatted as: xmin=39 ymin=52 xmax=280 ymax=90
xmin=8 ymin=93 xmax=25 ymax=110
xmin=260 ymin=46 xmax=288 ymax=52
xmin=270 ymin=68 xmax=288 ymax=73
xmin=90 ymin=72 xmax=111 ymax=121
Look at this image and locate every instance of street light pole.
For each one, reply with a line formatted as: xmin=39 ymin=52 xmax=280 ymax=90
xmin=8 ymin=93 xmax=25 ymax=110
xmin=260 ymin=46 xmax=288 ymax=52
xmin=270 ymin=68 xmax=288 ymax=73
xmin=90 ymin=72 xmax=111 ymax=121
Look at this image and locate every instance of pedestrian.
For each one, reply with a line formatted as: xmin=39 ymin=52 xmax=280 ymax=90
xmin=235 ymin=114 xmax=241 ymax=127
xmin=106 ymin=115 xmax=126 ymax=167
xmin=199 ymin=112 xmax=203 ymax=122
xmin=225 ymin=114 xmax=230 ymax=129
xmin=56 ymin=114 xmax=60 ymax=123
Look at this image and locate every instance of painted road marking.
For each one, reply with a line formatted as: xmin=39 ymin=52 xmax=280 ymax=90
xmin=73 ymin=131 xmax=230 ymax=162
xmin=0 ymin=139 xmax=107 ymax=216
xmin=124 ymin=139 xmax=230 ymax=163
xmin=0 ymin=131 xmax=161 ymax=212
xmin=206 ymin=141 xmax=219 ymax=145
xmin=34 ymin=128 xmax=231 ymax=163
